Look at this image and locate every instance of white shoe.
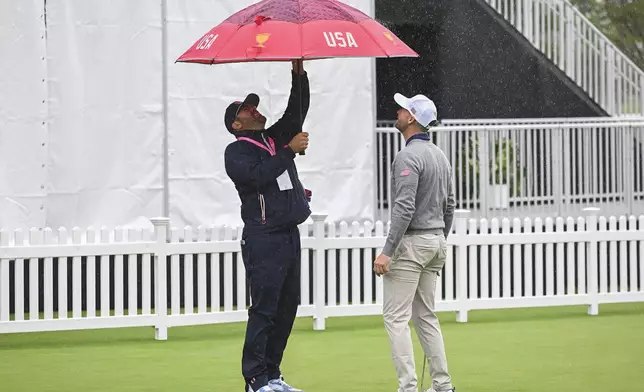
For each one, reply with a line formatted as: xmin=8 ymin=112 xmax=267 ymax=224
xmin=268 ymin=376 xmax=303 ymax=392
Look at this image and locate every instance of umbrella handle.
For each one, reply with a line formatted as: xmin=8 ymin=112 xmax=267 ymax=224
xmin=297 ymin=63 xmax=306 ymax=156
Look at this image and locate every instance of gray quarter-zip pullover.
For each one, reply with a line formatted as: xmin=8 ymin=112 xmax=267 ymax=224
xmin=382 ymin=135 xmax=456 ymax=257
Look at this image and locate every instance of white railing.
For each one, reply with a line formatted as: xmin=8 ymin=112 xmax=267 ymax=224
xmin=375 ymin=118 xmax=644 ymax=221
xmin=376 ymin=116 xmax=644 ymax=128
xmin=483 ymin=0 xmax=644 ymax=116
xmin=1 ymin=208 xmax=643 ymax=339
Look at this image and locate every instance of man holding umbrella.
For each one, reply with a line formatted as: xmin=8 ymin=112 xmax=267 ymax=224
xmin=223 ymin=59 xmax=310 ymax=392
xmin=177 ymin=2 xmax=423 ymax=391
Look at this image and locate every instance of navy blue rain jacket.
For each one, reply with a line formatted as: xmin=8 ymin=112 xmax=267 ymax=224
xmin=224 ymin=71 xmax=311 ymax=235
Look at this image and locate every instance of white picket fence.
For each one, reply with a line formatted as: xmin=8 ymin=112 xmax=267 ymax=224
xmin=0 ymin=208 xmax=643 ymax=339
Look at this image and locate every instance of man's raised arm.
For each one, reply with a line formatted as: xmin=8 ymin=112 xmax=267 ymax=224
xmin=268 ymin=60 xmax=310 ymax=141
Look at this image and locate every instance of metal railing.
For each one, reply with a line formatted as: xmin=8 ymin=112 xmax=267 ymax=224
xmin=483 ymin=0 xmax=644 ymax=116
xmin=375 ymin=118 xmax=644 ymax=222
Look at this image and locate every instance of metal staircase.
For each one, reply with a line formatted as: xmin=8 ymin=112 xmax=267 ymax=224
xmin=482 ymin=0 xmax=644 ymax=116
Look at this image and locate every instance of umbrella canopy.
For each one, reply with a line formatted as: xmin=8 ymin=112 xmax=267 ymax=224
xmin=176 ymin=0 xmax=419 ymax=64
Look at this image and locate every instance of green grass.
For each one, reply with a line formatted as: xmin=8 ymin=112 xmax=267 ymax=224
xmin=1 ymin=303 xmax=643 ymax=392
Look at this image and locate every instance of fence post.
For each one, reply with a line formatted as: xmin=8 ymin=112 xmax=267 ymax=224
xmin=623 ymin=125 xmax=635 ymax=215
xmin=454 ymin=209 xmax=470 ymax=323
xmin=584 ymin=207 xmax=600 ymax=316
xmin=151 ymin=217 xmax=170 ymax=340
xmin=565 ymin=5 xmax=574 ymax=77
xmin=311 ymin=214 xmax=328 ymax=331
xmin=607 ymin=47 xmax=616 ymax=115
xmin=553 ymin=124 xmax=565 ymax=216
xmin=477 ymin=131 xmax=489 ymax=212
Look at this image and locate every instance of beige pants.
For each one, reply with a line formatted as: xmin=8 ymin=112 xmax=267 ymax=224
xmin=383 ymin=233 xmax=453 ymax=392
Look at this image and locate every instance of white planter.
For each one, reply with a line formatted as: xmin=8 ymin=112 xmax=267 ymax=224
xmin=489 ymin=184 xmax=509 ymax=209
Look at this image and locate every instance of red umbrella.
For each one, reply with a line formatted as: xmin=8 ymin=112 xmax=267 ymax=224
xmin=175 ymin=0 xmax=419 ymax=64
xmin=176 ymin=0 xmax=419 ymax=156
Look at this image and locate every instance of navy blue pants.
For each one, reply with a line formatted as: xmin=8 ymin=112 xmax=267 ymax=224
xmin=240 ymin=227 xmax=301 ymax=390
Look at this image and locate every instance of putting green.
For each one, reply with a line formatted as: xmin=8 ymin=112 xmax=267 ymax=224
xmin=1 ymin=303 xmax=642 ymax=392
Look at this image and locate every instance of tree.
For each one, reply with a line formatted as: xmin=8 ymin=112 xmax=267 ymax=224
xmin=604 ymin=0 xmax=644 ymax=68
xmin=570 ymin=0 xmax=644 ymax=69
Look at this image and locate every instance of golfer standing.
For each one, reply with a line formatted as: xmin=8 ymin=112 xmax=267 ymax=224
xmin=373 ymin=93 xmax=456 ymax=392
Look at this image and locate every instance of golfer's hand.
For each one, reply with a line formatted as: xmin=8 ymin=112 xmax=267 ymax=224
xmin=373 ymin=253 xmax=391 ymax=277
xmin=288 ymin=132 xmax=309 ymax=154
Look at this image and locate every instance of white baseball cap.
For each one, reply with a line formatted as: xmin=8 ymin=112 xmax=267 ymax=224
xmin=394 ymin=93 xmax=438 ymax=128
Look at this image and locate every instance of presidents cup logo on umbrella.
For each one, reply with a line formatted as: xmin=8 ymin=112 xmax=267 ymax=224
xmin=256 ymin=33 xmax=271 ymax=48
xmin=384 ymin=32 xmax=397 ymax=45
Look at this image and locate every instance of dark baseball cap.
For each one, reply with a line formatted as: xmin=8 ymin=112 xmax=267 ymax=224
xmin=224 ymin=93 xmax=260 ymax=133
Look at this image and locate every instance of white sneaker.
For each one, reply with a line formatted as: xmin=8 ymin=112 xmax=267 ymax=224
xmin=268 ymin=377 xmax=303 ymax=392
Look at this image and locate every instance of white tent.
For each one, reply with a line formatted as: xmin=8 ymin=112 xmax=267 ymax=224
xmin=0 ymin=0 xmax=377 ymax=231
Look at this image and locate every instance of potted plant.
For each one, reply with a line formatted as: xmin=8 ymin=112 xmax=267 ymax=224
xmin=455 ymin=135 xmax=523 ymax=210
xmin=489 ymin=138 xmax=513 ymax=209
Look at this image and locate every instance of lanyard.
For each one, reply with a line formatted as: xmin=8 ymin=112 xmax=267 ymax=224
xmin=237 ymin=135 xmax=276 ymax=156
